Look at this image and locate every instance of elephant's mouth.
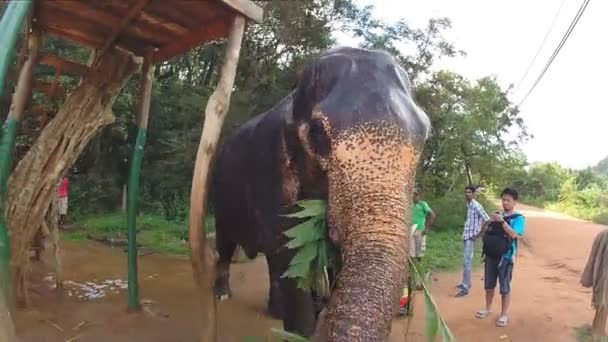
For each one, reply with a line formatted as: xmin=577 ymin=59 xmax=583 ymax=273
xmin=314 ymin=122 xmax=421 ymax=341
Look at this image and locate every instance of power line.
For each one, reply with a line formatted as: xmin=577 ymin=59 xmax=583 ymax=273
xmin=517 ymin=0 xmax=591 ymax=107
xmin=513 ymin=0 xmax=567 ymax=94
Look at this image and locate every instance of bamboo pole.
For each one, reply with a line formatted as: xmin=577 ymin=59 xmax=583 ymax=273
xmin=126 ymin=53 xmax=154 ymax=312
xmin=188 ymin=15 xmax=245 ymax=342
xmin=0 ymin=22 xmax=40 ymax=312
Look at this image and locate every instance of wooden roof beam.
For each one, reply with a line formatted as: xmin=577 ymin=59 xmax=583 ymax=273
xmin=39 ymin=54 xmax=89 ymax=76
xmin=152 ymin=19 xmax=230 ymax=64
xmin=97 ymin=0 xmax=152 ymax=58
xmin=219 ymin=0 xmax=263 ymax=24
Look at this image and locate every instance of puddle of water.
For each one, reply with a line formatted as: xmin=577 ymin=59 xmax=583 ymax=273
xmin=44 ymin=275 xmax=129 ymax=300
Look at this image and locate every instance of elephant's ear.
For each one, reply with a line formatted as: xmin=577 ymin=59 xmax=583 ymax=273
xmin=292 ymin=60 xmax=317 ymax=122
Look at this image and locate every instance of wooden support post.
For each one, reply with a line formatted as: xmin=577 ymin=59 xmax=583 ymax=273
xmin=0 ymin=24 xmax=40 ymax=311
xmin=127 ymin=52 xmax=154 ymax=312
xmin=592 ymin=306 xmax=608 ymax=336
xmin=188 ymin=15 xmax=245 ymax=342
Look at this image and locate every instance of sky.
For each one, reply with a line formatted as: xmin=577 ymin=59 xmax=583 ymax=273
xmin=336 ymin=0 xmax=606 ymax=169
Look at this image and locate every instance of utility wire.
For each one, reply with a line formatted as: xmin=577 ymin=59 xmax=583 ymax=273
xmin=517 ymin=0 xmax=591 ymax=107
xmin=513 ymin=0 xmax=567 ymax=94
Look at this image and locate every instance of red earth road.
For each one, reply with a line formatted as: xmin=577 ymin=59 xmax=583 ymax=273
xmin=14 ymin=204 xmax=604 ymax=341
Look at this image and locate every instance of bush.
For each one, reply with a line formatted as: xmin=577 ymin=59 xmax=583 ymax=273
xmin=420 ymin=229 xmax=481 ymax=271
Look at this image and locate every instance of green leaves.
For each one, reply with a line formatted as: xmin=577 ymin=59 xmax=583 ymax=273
xmin=282 ymin=200 xmax=337 ymax=294
xmin=284 ymin=200 xmax=327 ymax=219
xmin=409 ymin=259 xmax=455 ymax=342
xmin=270 ymin=328 xmax=309 ymax=342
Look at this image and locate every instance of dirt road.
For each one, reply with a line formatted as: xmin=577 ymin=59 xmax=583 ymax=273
xmin=390 ymin=205 xmax=602 ymax=342
xmin=14 ymin=205 xmax=604 ymax=341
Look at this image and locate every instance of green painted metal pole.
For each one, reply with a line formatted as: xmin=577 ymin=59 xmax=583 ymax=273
xmin=0 ymin=0 xmax=32 ymax=100
xmin=0 ymin=0 xmax=33 ymax=311
xmin=127 ymin=56 xmax=154 ymax=311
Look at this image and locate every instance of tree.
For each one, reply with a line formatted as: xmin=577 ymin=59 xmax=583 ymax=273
xmin=414 ymin=71 xmax=529 ymax=196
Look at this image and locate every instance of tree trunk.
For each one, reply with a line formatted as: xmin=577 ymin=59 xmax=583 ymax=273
xmin=464 ymin=160 xmax=473 ymax=186
xmin=122 ymin=184 xmax=127 ymax=213
xmin=7 ymin=47 xmax=138 ymax=307
xmin=48 ymin=195 xmax=62 ymax=289
xmin=188 ymin=16 xmax=245 ymax=342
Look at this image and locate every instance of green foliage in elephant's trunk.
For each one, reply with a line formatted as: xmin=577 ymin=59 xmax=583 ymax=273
xmin=282 ymin=200 xmax=341 ymax=297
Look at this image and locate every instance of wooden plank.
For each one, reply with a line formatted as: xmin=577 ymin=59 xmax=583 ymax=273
xmin=38 ymin=54 xmax=89 ymax=76
xmin=218 ymin=0 xmax=263 ymax=24
xmin=36 ymin=2 xmax=111 ymax=47
xmin=40 ymin=24 xmax=104 ymax=48
xmin=145 ymin=0 xmax=202 ymax=29
xmin=33 ymin=79 xmax=66 ymax=98
xmin=152 ymin=18 xmax=231 ymax=63
xmin=96 ymin=0 xmax=152 ymax=59
xmin=137 ymin=10 xmax=188 ymax=35
xmin=39 ymin=0 xmax=119 ymax=28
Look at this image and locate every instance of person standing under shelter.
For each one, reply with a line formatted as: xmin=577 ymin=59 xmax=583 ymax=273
xmin=410 ymin=188 xmax=436 ymax=263
xmin=57 ymin=176 xmax=69 ymax=227
xmin=456 ymin=185 xmax=490 ymax=297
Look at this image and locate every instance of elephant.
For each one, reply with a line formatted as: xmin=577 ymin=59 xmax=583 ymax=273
xmin=211 ymin=47 xmax=430 ymax=341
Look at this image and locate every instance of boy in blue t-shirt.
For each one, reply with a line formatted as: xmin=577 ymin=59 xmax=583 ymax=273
xmin=475 ymin=187 xmax=526 ymax=328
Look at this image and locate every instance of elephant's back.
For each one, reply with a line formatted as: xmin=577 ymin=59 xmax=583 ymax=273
xmin=212 ymin=93 xmax=294 ymax=253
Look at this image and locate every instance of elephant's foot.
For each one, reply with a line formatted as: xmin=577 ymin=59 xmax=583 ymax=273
xmin=267 ymin=296 xmax=283 ymax=319
xmin=267 ymin=281 xmax=284 ymax=319
xmin=213 ymin=278 xmax=232 ymax=301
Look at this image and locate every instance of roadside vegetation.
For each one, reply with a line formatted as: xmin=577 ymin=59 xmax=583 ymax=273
xmin=504 ymin=160 xmax=608 ymax=225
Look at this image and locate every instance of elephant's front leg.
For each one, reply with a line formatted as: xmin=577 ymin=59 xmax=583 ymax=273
xmin=213 ymin=229 xmax=236 ymax=300
xmin=266 ymin=255 xmax=284 ymax=319
xmin=279 ymin=273 xmax=316 ymax=337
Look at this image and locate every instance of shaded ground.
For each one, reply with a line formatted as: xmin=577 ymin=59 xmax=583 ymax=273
xmin=14 ymin=204 xmax=604 ymax=341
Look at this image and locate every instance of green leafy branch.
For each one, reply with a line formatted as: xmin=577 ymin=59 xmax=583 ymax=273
xmin=281 ymin=200 xmax=340 ymax=297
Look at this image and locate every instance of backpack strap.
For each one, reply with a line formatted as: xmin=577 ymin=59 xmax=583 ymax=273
xmin=504 ymin=213 xmax=522 ymax=225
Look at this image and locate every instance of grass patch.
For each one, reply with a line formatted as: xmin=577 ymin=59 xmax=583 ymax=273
xmin=574 ymin=325 xmax=608 ymax=342
xmin=418 ymin=229 xmax=481 ymax=273
xmin=67 ymin=209 xmax=477 ymax=272
xmin=65 ymin=213 xmax=215 ymax=255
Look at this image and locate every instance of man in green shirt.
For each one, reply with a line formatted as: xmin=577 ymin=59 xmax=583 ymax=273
xmin=411 ymin=188 xmax=436 ymax=262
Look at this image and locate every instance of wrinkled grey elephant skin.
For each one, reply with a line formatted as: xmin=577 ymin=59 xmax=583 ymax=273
xmin=211 ymin=47 xmax=430 ymax=341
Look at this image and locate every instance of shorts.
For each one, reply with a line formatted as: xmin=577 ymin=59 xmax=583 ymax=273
xmin=409 ymin=225 xmax=426 ymax=257
xmin=56 ymin=197 xmax=68 ymax=215
xmin=484 ymin=256 xmax=513 ymax=295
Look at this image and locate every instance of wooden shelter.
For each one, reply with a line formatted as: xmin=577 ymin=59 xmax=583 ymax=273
xmin=0 ymin=0 xmax=262 ymax=340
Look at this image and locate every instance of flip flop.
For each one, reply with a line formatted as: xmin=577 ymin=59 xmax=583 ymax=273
xmin=496 ymin=315 xmax=508 ymax=327
xmin=475 ymin=310 xmax=491 ymax=319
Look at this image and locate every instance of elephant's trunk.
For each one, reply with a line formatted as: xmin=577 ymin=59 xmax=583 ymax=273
xmin=314 ymin=126 xmax=420 ymax=341
xmin=317 ymin=219 xmax=407 ymax=341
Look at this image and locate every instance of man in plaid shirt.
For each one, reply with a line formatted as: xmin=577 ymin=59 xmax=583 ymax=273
xmin=456 ymin=185 xmax=490 ymax=297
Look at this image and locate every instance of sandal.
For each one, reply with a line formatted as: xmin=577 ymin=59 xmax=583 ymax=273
xmin=475 ymin=310 xmax=491 ymax=319
xmin=496 ymin=315 xmax=508 ymax=327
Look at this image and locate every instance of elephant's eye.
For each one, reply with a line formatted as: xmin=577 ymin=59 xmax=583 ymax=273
xmin=308 ymin=119 xmax=331 ymax=158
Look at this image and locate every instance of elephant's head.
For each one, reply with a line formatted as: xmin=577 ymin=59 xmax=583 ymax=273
xmin=283 ymin=47 xmax=430 ymax=340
